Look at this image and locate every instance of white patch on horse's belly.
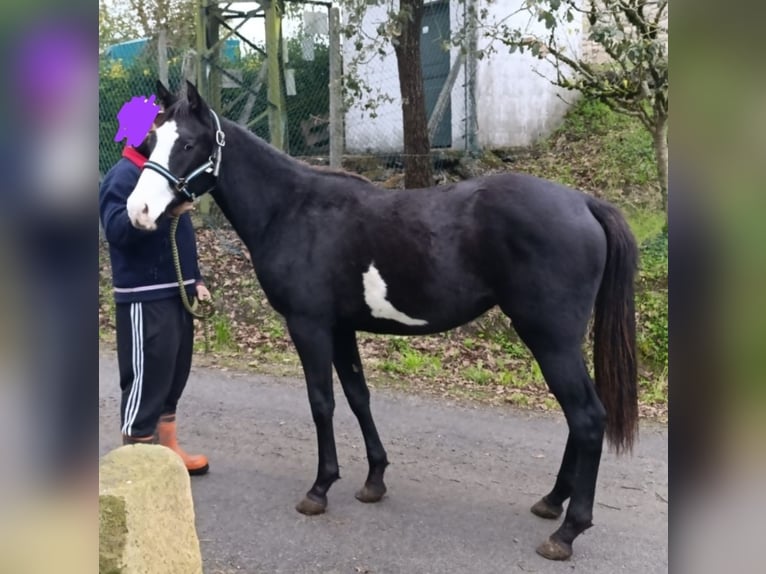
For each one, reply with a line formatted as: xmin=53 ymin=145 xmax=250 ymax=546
xmin=362 ymin=263 xmax=428 ymax=326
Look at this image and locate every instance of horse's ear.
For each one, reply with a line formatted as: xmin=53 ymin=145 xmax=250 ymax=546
xmin=155 ymin=80 xmax=176 ymax=109
xmin=185 ymin=80 xmax=208 ymax=114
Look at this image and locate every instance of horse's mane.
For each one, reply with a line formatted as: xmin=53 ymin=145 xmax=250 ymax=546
xmin=168 ymin=99 xmax=372 ymax=185
xmin=168 ymin=98 xmax=197 ymax=120
xmin=306 ymin=164 xmax=372 ymax=183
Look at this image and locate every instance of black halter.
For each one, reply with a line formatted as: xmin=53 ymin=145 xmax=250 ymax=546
xmin=142 ymin=109 xmax=226 ymax=201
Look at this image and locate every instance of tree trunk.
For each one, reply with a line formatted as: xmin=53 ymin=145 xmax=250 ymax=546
xmin=393 ymin=0 xmax=433 ymax=189
xmin=652 ymin=114 xmax=669 ymax=217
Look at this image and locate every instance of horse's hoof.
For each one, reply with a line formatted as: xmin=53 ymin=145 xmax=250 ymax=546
xmin=295 ymin=495 xmax=327 ymax=516
xmin=530 ymin=496 xmax=563 ymax=519
xmin=355 ymin=483 xmax=386 ymax=503
xmin=535 ymin=537 xmax=573 ymax=561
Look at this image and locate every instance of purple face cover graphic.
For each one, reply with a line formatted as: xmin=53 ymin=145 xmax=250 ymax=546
xmin=114 ymin=94 xmax=161 ymax=147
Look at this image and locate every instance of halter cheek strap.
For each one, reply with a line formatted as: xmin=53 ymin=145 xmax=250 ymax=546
xmin=211 ymin=111 xmax=225 ymax=177
xmin=142 ymin=109 xmax=226 ymax=201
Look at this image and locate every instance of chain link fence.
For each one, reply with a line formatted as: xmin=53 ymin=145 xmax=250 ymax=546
xmin=100 ymin=29 xmax=331 ymax=177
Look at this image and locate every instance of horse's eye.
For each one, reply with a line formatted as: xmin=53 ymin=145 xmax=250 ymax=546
xmin=184 ymin=143 xmax=194 ymax=151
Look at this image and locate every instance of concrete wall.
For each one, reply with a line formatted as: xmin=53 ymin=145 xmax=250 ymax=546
xmin=342 ymin=0 xmax=583 ymax=152
xmin=473 ymin=1 xmax=580 ymax=148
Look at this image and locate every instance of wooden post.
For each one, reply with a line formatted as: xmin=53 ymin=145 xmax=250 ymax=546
xmin=265 ymin=0 xmax=285 ymax=150
xmin=196 ymin=0 xmax=214 ymax=215
xmin=207 ymin=3 xmax=222 ymax=114
xmin=195 ymin=0 xmax=208 ymax=96
xmin=158 ymin=29 xmax=169 ymax=88
xmin=328 ymin=5 xmax=343 ymax=167
xmin=465 ymin=0 xmax=478 ymax=152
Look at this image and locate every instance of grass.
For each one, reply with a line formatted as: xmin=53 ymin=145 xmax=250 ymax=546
xmin=211 ymin=315 xmax=235 ymax=351
xmin=552 ymin=98 xmax=658 ymax=191
xmin=381 ymin=345 xmax=442 ymax=378
xmin=636 ymin=229 xmax=668 ymax=371
xmin=263 ymin=316 xmax=287 ymax=340
xmin=640 ymin=371 xmax=668 ymax=405
xmin=506 ymin=392 xmax=532 ymax=407
xmin=507 ymin=97 xmax=663 ymax=213
xmin=626 ymin=209 xmax=666 ymax=244
xmin=463 ymin=364 xmax=494 ymax=385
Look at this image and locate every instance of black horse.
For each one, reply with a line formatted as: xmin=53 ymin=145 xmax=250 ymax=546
xmin=127 ymin=81 xmax=639 ymax=561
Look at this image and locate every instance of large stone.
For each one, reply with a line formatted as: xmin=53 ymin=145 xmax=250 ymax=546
xmin=99 ymin=444 xmax=203 ymax=574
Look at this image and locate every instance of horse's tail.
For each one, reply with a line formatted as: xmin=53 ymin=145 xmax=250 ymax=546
xmin=586 ymin=196 xmax=639 ymax=454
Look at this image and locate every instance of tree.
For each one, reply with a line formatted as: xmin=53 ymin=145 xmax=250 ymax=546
xmin=493 ymin=0 xmax=668 ymax=213
xmin=392 ymin=1 xmax=433 ymax=188
xmin=99 ymin=0 xmax=196 ymax=52
xmin=341 ymin=0 xmax=434 ymax=189
xmin=99 ymin=0 xmax=143 ymax=50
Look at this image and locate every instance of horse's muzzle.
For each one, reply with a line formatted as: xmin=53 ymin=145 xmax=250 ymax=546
xmin=129 ymin=203 xmax=158 ymax=231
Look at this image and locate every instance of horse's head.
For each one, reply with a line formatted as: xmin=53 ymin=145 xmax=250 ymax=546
xmin=127 ymin=80 xmax=224 ymax=230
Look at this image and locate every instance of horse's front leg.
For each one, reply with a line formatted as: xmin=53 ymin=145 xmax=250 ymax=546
xmin=286 ymin=316 xmax=339 ymax=516
xmin=332 ymin=328 xmax=389 ymax=503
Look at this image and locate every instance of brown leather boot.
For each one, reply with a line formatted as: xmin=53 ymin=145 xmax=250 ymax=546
xmin=157 ymin=414 xmax=209 ymax=476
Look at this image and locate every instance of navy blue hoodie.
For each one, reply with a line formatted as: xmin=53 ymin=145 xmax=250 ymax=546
xmin=99 ymin=148 xmax=204 ymax=304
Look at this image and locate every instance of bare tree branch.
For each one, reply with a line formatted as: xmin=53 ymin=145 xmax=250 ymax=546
xmin=496 ymin=0 xmax=668 ymax=209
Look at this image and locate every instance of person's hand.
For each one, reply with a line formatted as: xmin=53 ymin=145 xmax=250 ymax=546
xmin=196 ymin=283 xmax=212 ymax=302
xmin=169 ymin=201 xmax=195 ymax=217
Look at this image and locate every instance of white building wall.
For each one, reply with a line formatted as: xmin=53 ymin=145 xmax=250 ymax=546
xmin=474 ymin=1 xmax=581 ymax=148
xmin=343 ymin=0 xmax=582 ymax=153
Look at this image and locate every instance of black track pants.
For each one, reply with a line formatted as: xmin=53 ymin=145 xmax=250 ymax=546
xmin=115 ymin=297 xmax=194 ymax=438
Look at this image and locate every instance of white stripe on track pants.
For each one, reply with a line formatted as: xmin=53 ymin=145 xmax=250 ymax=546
xmin=115 ymin=297 xmax=194 ymax=438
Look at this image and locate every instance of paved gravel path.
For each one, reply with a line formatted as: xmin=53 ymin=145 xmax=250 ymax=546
xmin=99 ymin=355 xmax=667 ymax=573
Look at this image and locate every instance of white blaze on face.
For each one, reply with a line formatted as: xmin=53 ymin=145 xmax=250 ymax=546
xmin=362 ymin=263 xmax=428 ymax=326
xmin=126 ymin=120 xmax=179 ymax=230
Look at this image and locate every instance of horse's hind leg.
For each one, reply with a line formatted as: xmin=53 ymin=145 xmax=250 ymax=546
xmin=530 ymin=432 xmax=577 ymax=520
xmin=521 ymin=345 xmax=605 ymax=560
xmin=333 ymin=328 xmax=389 ymax=503
xmin=502 ymin=301 xmax=605 ymax=560
xmin=529 ymin=354 xmax=594 ymax=519
xmin=286 ymin=316 xmax=340 ymax=515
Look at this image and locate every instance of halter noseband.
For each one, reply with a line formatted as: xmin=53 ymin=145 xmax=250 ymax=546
xmin=142 ymin=109 xmax=226 ymax=201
